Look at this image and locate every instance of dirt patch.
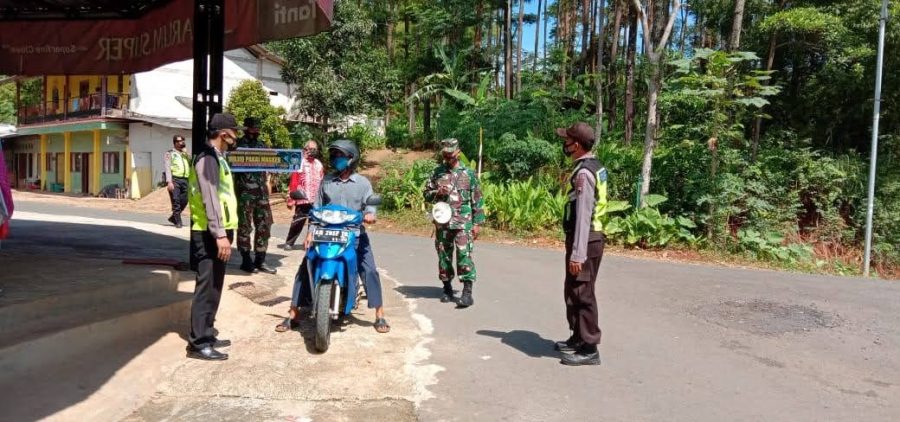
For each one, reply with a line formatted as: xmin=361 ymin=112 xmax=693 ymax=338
xmin=694 ymin=299 xmax=842 ymax=336
xmin=359 ymin=148 xmax=435 ymax=183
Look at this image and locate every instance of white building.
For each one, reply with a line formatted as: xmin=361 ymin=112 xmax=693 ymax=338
xmin=126 ymin=46 xmax=294 ymax=198
xmin=3 ymin=46 xmax=294 ymax=199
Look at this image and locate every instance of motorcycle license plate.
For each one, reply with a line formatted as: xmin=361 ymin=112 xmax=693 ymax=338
xmin=313 ymin=228 xmax=350 ymax=243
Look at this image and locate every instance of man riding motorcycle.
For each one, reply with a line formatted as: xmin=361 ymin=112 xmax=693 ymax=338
xmin=276 ymin=139 xmax=390 ymax=334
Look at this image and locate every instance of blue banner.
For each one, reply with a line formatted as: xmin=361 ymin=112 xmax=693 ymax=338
xmin=227 ymin=148 xmax=304 ymax=173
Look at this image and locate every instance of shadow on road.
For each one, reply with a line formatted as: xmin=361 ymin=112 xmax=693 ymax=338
xmin=395 ymin=285 xmax=444 ymax=300
xmin=476 ymin=329 xmax=559 ymax=359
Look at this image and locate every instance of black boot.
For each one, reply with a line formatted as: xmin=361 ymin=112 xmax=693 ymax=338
xmin=560 ymin=344 xmax=600 ymax=366
xmin=255 ymin=252 xmax=277 ymax=274
xmin=554 ymin=335 xmax=583 ymax=353
xmin=440 ymin=280 xmax=456 ymax=303
xmin=456 ymin=281 xmax=474 ymax=308
xmin=240 ymin=251 xmax=257 ymax=273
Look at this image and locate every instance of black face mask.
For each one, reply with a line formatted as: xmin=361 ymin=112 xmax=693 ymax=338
xmin=176 ymin=142 xmax=186 ymax=150
xmin=225 ymin=137 xmax=238 ymax=151
xmin=563 ymin=142 xmax=577 ymax=157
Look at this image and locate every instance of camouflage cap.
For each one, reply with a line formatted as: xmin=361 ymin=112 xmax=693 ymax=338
xmin=440 ymin=138 xmax=460 ymax=153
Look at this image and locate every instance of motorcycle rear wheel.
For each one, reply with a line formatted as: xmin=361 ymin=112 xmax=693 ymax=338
xmin=315 ymin=281 xmax=334 ymax=352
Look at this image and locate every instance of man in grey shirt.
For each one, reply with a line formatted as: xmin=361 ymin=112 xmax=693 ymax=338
xmin=280 ymin=140 xmax=390 ymax=334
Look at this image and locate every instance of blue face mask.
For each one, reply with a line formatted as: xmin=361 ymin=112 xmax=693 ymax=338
xmin=331 ymin=157 xmax=350 ymax=171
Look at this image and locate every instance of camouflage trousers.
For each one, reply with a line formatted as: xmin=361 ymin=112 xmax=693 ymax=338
xmin=435 ymin=228 xmax=476 ymax=283
xmin=237 ymin=198 xmax=273 ymax=253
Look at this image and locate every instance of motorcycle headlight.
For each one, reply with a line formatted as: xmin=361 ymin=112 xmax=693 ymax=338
xmin=317 ymin=209 xmax=355 ymax=225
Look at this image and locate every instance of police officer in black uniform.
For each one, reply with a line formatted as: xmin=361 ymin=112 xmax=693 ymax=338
xmin=555 ymin=122 xmax=608 ymax=366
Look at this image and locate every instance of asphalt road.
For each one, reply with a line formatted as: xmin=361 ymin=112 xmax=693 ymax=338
xmin=372 ymin=231 xmax=900 ymax=422
xmin=11 ymin=200 xmax=900 ymax=422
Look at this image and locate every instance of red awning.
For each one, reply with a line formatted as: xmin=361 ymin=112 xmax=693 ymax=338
xmin=0 ymin=0 xmax=333 ymax=76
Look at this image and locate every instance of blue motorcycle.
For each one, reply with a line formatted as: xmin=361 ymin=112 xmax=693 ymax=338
xmin=290 ymin=190 xmax=381 ymax=352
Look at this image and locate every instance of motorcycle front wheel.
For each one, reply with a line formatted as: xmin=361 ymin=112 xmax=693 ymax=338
xmin=315 ymin=281 xmax=334 ymax=352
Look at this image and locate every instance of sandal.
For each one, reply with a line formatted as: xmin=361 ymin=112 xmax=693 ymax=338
xmin=374 ymin=318 xmax=391 ymax=334
xmin=275 ymin=318 xmax=300 ymax=333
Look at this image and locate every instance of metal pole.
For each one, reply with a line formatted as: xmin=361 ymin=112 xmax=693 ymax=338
xmin=208 ymin=0 xmax=225 ymax=117
xmin=863 ymin=0 xmax=889 ymax=277
xmin=192 ymin=0 xmax=211 ymax=156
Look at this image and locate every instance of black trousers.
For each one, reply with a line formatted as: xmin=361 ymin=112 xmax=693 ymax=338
xmin=285 ymin=204 xmax=313 ymax=246
xmin=564 ymin=232 xmax=605 ymax=346
xmin=169 ymin=177 xmax=188 ymax=225
xmin=189 ymin=229 xmax=233 ymax=349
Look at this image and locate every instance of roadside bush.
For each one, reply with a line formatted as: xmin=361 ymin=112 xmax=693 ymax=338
xmin=345 ymin=123 xmax=386 ymax=153
xmin=377 ymin=159 xmax=437 ymax=211
xmin=482 ymin=177 xmax=565 ymax=233
xmin=386 ymin=118 xmax=412 ymax=149
xmin=593 ymin=140 xmax=644 ymax=206
xmin=735 ymin=228 xmax=813 ymax=265
xmin=603 ymin=195 xmax=699 ymax=248
xmin=489 ymin=133 xmax=559 ymax=180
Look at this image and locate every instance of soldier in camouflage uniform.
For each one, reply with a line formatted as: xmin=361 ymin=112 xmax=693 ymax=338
xmin=234 ymin=117 xmax=277 ymax=274
xmin=423 ymin=138 xmax=484 ymax=308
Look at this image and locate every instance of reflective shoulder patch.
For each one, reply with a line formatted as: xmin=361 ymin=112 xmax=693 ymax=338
xmin=597 ymin=168 xmax=608 ymax=183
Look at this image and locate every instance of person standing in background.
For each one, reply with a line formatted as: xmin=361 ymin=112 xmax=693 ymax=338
xmin=235 ymin=117 xmax=277 ymax=274
xmin=164 ymin=135 xmax=190 ymax=228
xmin=282 ymin=140 xmax=324 ymax=250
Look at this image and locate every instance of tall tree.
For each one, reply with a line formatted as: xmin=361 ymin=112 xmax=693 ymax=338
xmin=751 ymin=0 xmax=787 ymax=161
xmin=560 ymin=0 xmax=569 ymax=89
xmin=624 ymin=6 xmax=637 ymax=145
xmin=729 ymin=0 xmax=746 ymax=51
xmin=595 ymin=0 xmax=607 ymax=141
xmin=475 ymin=1 xmax=484 ymax=52
xmin=606 ymin=0 xmax=624 ymax=132
xmin=517 ymin=0 xmax=526 ymax=94
xmin=631 ymin=0 xmax=682 ymax=206
xmin=505 ymin=0 xmax=513 ymax=98
xmin=679 ymin=0 xmax=687 ymax=54
xmin=385 ymin=0 xmax=395 ymax=129
xmin=534 ymin=0 xmax=543 ymax=73
xmin=276 ymin=1 xmax=393 ymax=132
xmin=582 ymin=0 xmax=592 ymax=73
xmin=542 ymin=0 xmax=549 ymax=62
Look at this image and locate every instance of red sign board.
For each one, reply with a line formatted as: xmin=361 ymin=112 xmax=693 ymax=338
xmin=0 ymin=0 xmax=333 ymax=76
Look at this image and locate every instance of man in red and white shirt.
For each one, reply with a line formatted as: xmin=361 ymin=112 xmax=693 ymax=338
xmin=282 ymin=140 xmax=324 ymax=250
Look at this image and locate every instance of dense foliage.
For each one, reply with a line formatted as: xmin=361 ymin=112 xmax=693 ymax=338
xmin=266 ymin=1 xmax=900 ymax=276
xmin=225 ymin=80 xmax=291 ymax=148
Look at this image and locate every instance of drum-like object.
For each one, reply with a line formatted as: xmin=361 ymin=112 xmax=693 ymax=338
xmin=431 ymin=201 xmax=452 ymax=225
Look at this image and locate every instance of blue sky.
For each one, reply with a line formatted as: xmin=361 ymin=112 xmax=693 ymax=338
xmin=520 ymin=1 xmax=554 ymax=58
xmin=514 ymin=2 xmax=694 ymax=58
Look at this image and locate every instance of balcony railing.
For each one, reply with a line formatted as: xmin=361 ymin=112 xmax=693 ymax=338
xmin=17 ymin=92 xmax=130 ymax=125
